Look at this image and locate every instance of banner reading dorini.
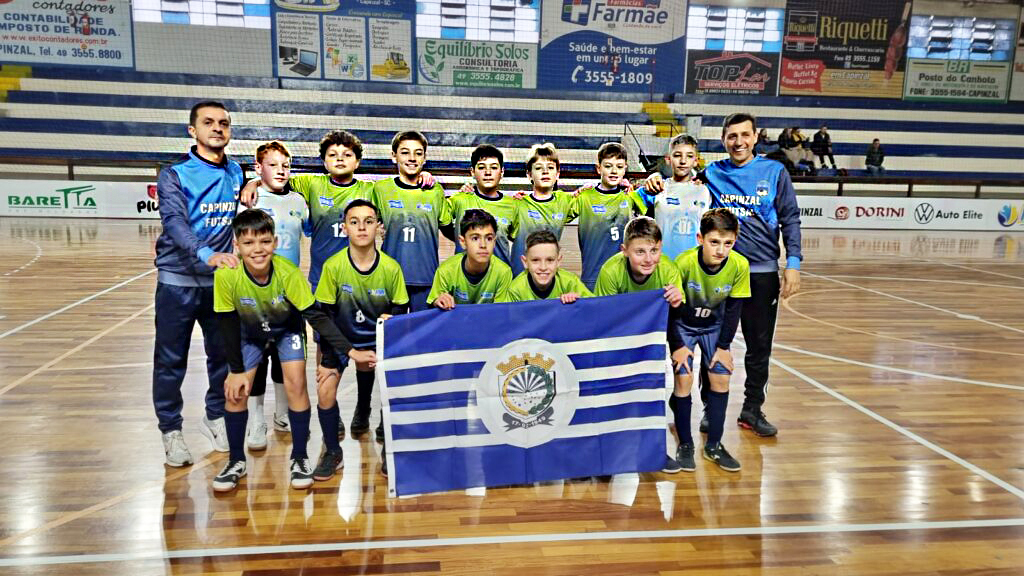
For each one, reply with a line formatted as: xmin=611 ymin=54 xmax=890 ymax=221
xmin=0 ymin=0 xmax=133 ymax=68
xmin=377 ymin=291 xmax=670 ymax=497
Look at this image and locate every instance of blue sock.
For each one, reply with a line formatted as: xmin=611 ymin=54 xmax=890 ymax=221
xmin=318 ymin=404 xmax=341 ymax=452
xmin=707 ymin=390 xmax=729 ymax=447
xmin=288 ymin=408 xmax=311 ymax=460
xmin=670 ymin=394 xmax=692 ymax=445
xmin=224 ymin=410 xmax=248 ymax=462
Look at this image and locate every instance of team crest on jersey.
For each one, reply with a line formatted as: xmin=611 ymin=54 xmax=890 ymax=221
xmin=591 ymin=205 xmax=606 ymax=214
xmin=527 ymin=210 xmax=542 ymax=220
xmin=553 ymin=212 xmax=565 ymax=220
xmin=368 ymin=288 xmax=387 ymax=296
xmin=620 ymin=200 xmax=629 ymax=208
xmin=498 ymin=218 xmax=509 ymax=226
xmin=259 ymin=207 xmax=276 ymax=217
xmin=271 ymin=294 xmax=286 ymax=305
xmin=687 ymin=282 xmax=702 ymax=292
xmin=239 ymin=297 xmax=257 ymax=307
xmin=454 ymin=289 xmax=469 ymax=300
xmin=481 ymin=291 xmax=494 ymax=300
xmin=341 ymin=284 xmax=353 ymax=293
xmin=756 ymin=180 xmax=769 ymax=197
xmin=714 ymin=284 xmax=733 ymax=294
xmin=417 ymin=202 xmax=433 ymax=212
xmin=389 ymin=200 xmax=404 ymax=209
xmin=319 ymin=196 xmax=334 ymax=207
xmin=666 ymin=197 xmax=680 ymax=205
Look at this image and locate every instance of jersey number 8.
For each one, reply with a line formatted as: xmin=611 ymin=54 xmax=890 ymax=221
xmin=355 ymin=309 xmax=366 ymax=323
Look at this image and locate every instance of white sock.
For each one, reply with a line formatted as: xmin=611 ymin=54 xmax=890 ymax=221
xmin=274 ymin=381 xmax=289 ymax=415
xmin=248 ymin=394 xmax=265 ymax=417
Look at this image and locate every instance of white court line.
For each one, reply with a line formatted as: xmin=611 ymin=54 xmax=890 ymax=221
xmin=771 ymin=357 xmax=1024 ymax=501
xmin=904 ymin=257 xmax=1024 ymax=283
xmin=773 ymin=343 xmax=1024 ymax=392
xmin=2 ymin=237 xmax=42 ymax=277
xmin=2 ymin=517 xmax=1024 ymax=567
xmin=825 ymin=275 xmax=1024 ymax=290
xmin=803 ymin=271 xmax=1024 ymax=335
xmin=0 ymin=269 xmax=155 ymax=341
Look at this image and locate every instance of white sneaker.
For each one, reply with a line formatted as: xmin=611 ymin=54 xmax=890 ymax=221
xmin=212 ymin=459 xmax=247 ymax=492
xmin=290 ymin=458 xmax=314 ymax=489
xmin=273 ymin=412 xmax=291 ymax=433
xmin=162 ymin=430 xmax=193 ymax=467
xmin=201 ymin=416 xmax=229 ymax=453
xmin=246 ymin=419 xmax=268 ymax=451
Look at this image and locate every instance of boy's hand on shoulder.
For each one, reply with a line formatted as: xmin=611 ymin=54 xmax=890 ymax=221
xmin=572 ymin=181 xmax=598 ymax=197
xmin=459 ymin=181 xmax=475 ymax=195
xmin=560 ymin=292 xmax=580 ymax=304
xmin=207 ymin=252 xmax=239 ymax=269
xmin=710 ymin=348 xmax=734 ymax=373
xmin=511 ymin=190 xmax=527 ymax=199
xmin=644 ymin=172 xmax=665 ymax=194
xmin=239 ymin=179 xmax=260 ymax=207
xmin=348 ymin=348 xmax=377 ymax=368
xmin=417 ymin=171 xmax=436 ymax=189
xmin=663 ymin=284 xmax=683 ymax=308
xmin=316 ymin=365 xmax=340 ymax=386
xmin=434 ymin=293 xmax=456 ymax=310
xmin=225 ymin=372 xmax=250 ymax=403
xmin=671 ymin=347 xmax=693 ymax=375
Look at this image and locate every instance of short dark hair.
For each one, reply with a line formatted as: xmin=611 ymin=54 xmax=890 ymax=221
xmin=320 ymin=130 xmax=363 ymax=160
xmin=460 ymin=208 xmax=497 ymax=236
xmin=233 ymin=208 xmax=275 ymax=238
xmin=343 ymin=198 xmax=380 ymax=221
xmin=471 ymin=144 xmax=503 ymax=168
xmin=189 ymin=101 xmax=228 ymax=126
xmin=721 ymin=113 xmax=757 ymax=137
xmin=255 ymin=140 xmax=291 ymax=164
xmin=699 ymin=207 xmax=740 ymax=237
xmin=391 ymin=130 xmax=428 ymax=153
xmin=597 ymin=142 xmax=628 ymax=163
xmin=624 ymin=216 xmax=661 ymax=244
xmin=525 ymin=229 xmax=559 ymax=252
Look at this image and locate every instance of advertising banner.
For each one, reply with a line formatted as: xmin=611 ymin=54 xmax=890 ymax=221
xmin=537 ymin=0 xmax=687 ymax=93
xmin=685 ymin=49 xmax=778 ymax=95
xmin=1012 ymin=8 xmax=1024 ymax=101
xmin=799 ymin=196 xmax=1024 ymax=231
xmin=272 ymin=0 xmax=414 ymax=82
xmin=904 ymin=59 xmax=1010 ymax=102
xmin=780 ymin=0 xmax=910 ymax=98
xmin=416 ymin=38 xmax=537 ymax=88
xmin=0 ymin=0 xmax=133 ymax=68
xmin=0 ymin=181 xmax=160 ymax=219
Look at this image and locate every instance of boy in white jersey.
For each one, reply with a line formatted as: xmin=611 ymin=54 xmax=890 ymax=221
xmin=634 ymin=135 xmax=710 ymax=260
xmin=243 ymin=141 xmax=310 ymax=445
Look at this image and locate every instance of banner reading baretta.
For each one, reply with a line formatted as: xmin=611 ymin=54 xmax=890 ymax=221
xmin=0 ymin=0 xmax=133 ymax=68
xmin=780 ymin=0 xmax=910 ymax=98
xmin=538 ymin=0 xmax=687 ymax=93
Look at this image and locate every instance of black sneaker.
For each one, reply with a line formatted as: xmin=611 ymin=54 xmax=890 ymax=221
xmin=675 ymin=442 xmax=696 ymax=472
xmin=212 ymin=459 xmax=246 ymax=492
xmin=313 ymin=449 xmax=344 ymax=481
xmin=375 ymin=416 xmax=385 ymax=443
xmin=290 ymin=458 xmax=314 ymax=489
xmin=661 ymin=454 xmax=682 ymax=474
xmin=350 ymin=409 xmax=370 ymax=437
xmin=337 ymin=419 xmax=346 ymax=441
xmin=737 ymin=410 xmax=778 ymax=437
xmin=703 ymin=443 xmax=741 ymax=472
xmin=698 ymin=414 xmax=708 ymax=434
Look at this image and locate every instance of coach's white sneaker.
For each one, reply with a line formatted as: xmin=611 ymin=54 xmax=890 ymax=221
xmin=201 ymin=416 xmax=229 ymax=453
xmin=247 ymin=419 xmax=268 ymax=451
xmin=162 ymin=430 xmax=194 ymax=467
xmin=272 ymin=412 xmax=291 ymax=433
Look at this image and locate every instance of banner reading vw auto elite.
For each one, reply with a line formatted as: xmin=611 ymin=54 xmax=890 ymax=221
xmin=798 ymin=196 xmax=1024 ymax=231
xmin=0 ymin=180 xmax=160 ymax=219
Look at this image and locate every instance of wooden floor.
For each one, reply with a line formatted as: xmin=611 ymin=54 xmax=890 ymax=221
xmin=2 ymin=217 xmax=1024 ymax=575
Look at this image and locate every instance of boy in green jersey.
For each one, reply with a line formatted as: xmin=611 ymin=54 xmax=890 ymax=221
xmin=429 ymin=209 xmax=513 ymax=308
xmin=593 ymin=216 xmax=685 ymax=474
xmin=314 ymin=199 xmax=409 ymax=479
xmin=575 ymin=142 xmax=645 ymax=290
xmin=445 ymin=145 xmax=518 ymax=266
xmin=212 ymin=210 xmax=360 ymax=493
xmin=500 ymin=230 xmax=590 ymax=303
xmin=508 ymin=143 xmax=578 ymax=276
xmin=372 ymin=131 xmax=450 ymax=314
xmin=669 ymin=208 xmax=750 ymax=473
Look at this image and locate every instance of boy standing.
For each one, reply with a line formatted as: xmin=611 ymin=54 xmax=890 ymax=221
xmin=153 ymin=101 xmax=242 ymax=467
xmin=212 ymin=209 xmax=359 ymax=492
xmin=635 ymin=135 xmax=710 ymax=260
xmin=594 ymin=216 xmax=685 ymax=474
xmin=575 ymin=142 xmax=644 ymax=290
xmin=500 ymin=230 xmax=590 ymax=303
xmin=508 ymin=143 xmax=577 ymax=276
xmin=669 ymin=208 xmax=750 ymax=473
xmin=372 ymin=131 xmax=450 ymax=314
xmin=445 ymin=145 xmax=518 ymax=266
xmin=314 ymin=199 xmax=409 ymax=478
xmin=429 ymin=209 xmax=513 ymax=309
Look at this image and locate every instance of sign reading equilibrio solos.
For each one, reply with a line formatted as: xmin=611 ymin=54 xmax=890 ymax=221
xmin=780 ymin=0 xmax=911 ymax=98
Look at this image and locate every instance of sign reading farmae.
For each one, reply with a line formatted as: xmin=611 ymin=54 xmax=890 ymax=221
xmin=538 ymin=0 xmax=686 ymax=93
xmin=0 ymin=0 xmax=133 ymax=68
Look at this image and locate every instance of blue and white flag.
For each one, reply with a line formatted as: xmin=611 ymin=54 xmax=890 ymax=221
xmin=377 ymin=291 xmax=670 ymax=497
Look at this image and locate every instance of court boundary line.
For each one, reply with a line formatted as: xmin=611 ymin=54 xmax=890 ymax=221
xmin=0 ymin=268 xmax=155 ymax=341
xmin=903 ymin=257 xmax=1024 ymax=283
xmin=1 ymin=517 xmax=1023 ymax=567
xmin=1 ymin=236 xmax=42 ymax=277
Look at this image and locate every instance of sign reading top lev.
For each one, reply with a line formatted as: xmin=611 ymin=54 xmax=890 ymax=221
xmin=538 ymin=0 xmax=686 ymax=93
xmin=0 ymin=0 xmax=133 ymax=67
xmin=780 ymin=0 xmax=910 ymax=98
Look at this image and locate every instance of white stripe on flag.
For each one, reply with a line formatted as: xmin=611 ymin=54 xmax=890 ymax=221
xmin=390 ymin=415 xmax=667 ymax=452
xmin=380 ymin=332 xmax=667 ymax=372
xmin=388 ymin=387 xmax=666 ymax=425
xmin=384 ymin=359 xmax=666 ymax=401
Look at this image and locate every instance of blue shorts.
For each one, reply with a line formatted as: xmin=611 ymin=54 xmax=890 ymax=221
xmin=680 ymin=328 xmax=731 ymax=375
xmin=242 ymin=332 xmax=306 ymax=372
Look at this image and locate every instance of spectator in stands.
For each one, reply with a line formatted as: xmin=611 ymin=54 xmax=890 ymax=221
xmin=781 ymin=127 xmax=815 ymax=175
xmin=777 ymin=127 xmax=793 ymax=150
xmin=865 ymin=139 xmax=885 ymax=176
xmin=812 ymin=125 xmax=837 ymax=170
xmin=757 ymin=128 xmax=778 ymax=155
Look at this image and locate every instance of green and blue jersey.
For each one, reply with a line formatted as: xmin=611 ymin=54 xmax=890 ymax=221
xmin=372 ymin=177 xmax=449 ymax=286
xmin=315 ymin=248 xmax=409 ymax=349
xmin=213 ymin=255 xmax=314 ymax=341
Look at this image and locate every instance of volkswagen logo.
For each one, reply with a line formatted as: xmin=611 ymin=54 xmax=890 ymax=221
xmin=914 ymin=203 xmax=936 ymax=225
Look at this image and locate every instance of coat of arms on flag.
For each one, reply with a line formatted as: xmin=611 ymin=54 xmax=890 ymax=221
xmin=376 ymin=291 xmax=670 ymax=497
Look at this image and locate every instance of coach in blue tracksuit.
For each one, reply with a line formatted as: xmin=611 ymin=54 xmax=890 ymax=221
xmin=153 ymin=101 xmax=243 ymax=467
